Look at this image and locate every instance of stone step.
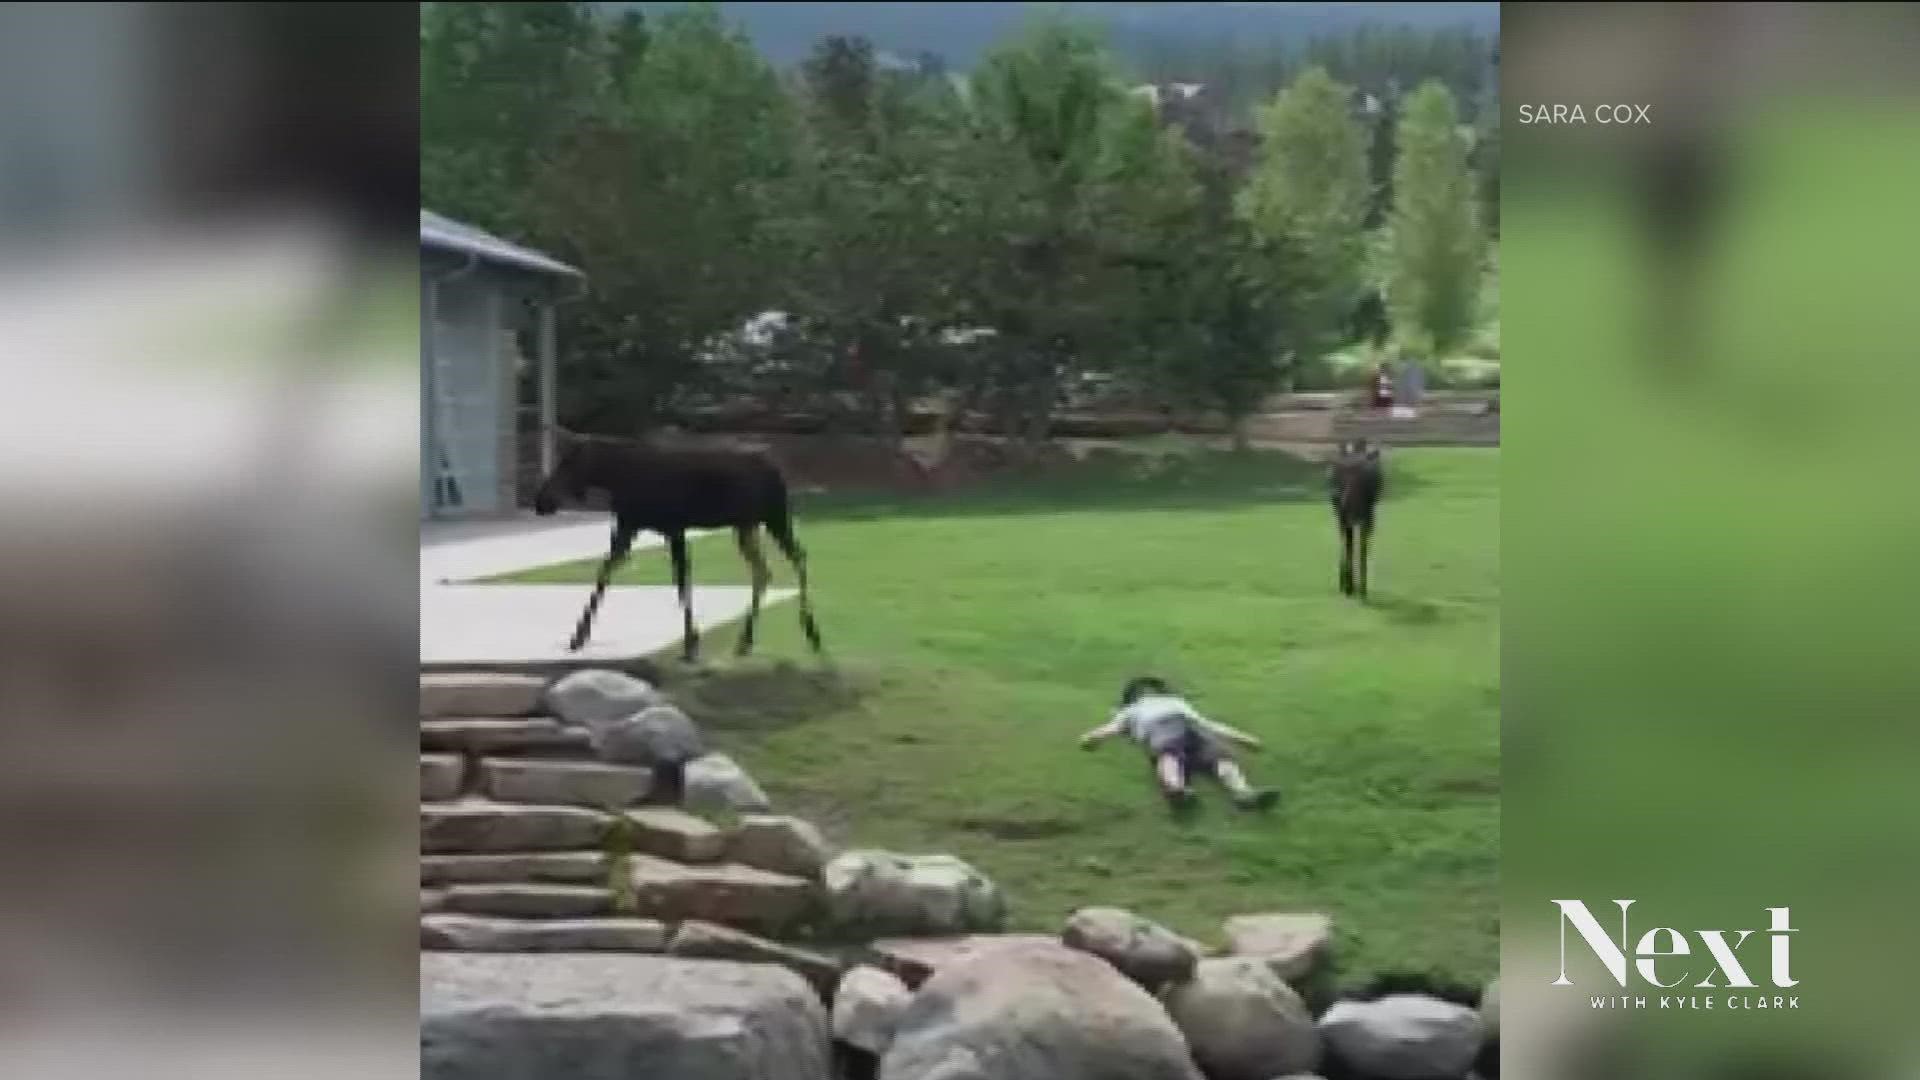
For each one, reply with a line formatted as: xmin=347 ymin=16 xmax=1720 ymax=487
xmin=422 ymin=801 xmax=613 ymax=854
xmin=665 ymin=920 xmax=842 ymax=999
xmin=626 ymin=854 xmax=815 ymax=934
xmin=421 ymin=754 xmax=467 ymax=802
xmin=422 ymin=914 xmax=668 ymax=953
xmin=421 ymin=718 xmax=594 ymax=757
xmin=439 ymin=883 xmax=616 ymax=920
xmin=421 ymin=672 xmax=548 ymax=718
xmin=624 ymin=808 xmax=726 ymax=864
xmin=479 ymin=758 xmax=653 ymax=808
xmin=421 ymin=851 xmax=610 ymax=887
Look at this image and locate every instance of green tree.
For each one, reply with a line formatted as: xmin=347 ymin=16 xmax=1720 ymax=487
xmin=420 ymin=1 xmax=607 ymax=233
xmin=1384 ymin=80 xmax=1484 ymax=358
xmin=1236 ymin=67 xmax=1371 ymax=382
xmin=968 ymin=17 xmax=1192 ymax=445
xmin=525 ymin=4 xmax=797 ymax=431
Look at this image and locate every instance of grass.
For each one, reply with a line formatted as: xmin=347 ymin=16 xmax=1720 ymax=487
xmin=505 ymin=441 xmax=1499 ymax=986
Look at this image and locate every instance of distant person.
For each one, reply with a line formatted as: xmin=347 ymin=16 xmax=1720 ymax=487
xmin=1369 ymin=362 xmax=1395 ymax=410
xmin=1079 ymin=676 xmax=1281 ymax=814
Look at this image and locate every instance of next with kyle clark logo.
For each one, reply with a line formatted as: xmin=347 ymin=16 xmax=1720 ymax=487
xmin=1550 ymin=900 xmax=1801 ymax=1011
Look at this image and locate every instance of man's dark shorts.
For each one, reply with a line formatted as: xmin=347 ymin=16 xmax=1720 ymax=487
xmin=1140 ymin=713 xmax=1226 ymax=773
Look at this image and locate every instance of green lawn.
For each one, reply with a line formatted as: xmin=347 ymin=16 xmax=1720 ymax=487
xmin=507 ymin=442 xmax=1499 ymax=986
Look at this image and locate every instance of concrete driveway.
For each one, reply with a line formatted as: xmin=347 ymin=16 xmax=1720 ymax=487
xmin=421 ymin=511 xmax=795 ymax=670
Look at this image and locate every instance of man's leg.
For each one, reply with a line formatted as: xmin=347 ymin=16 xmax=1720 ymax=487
xmin=1214 ymin=759 xmax=1280 ymax=811
xmin=1155 ymin=753 xmax=1196 ymax=811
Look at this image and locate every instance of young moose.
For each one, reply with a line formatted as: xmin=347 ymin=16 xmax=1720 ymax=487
xmin=1329 ymin=438 xmax=1384 ymax=600
xmin=530 ymin=434 xmax=823 ymax=662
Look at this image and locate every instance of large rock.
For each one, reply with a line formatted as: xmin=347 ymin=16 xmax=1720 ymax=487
xmin=421 ymin=673 xmax=547 ymax=718
xmin=1318 ymin=995 xmax=1485 ymax=1080
xmin=728 ymin=815 xmax=832 ymax=880
xmin=832 ymin=966 xmax=911 ymax=1056
xmin=591 ymin=705 xmax=706 ymax=768
xmin=1061 ymin=906 xmax=1198 ymax=990
xmin=665 ymin=920 xmax=841 ymax=998
xmin=545 ymin=669 xmax=664 ymax=729
xmin=439 ymin=884 xmax=615 ymax=920
xmin=421 ymin=852 xmax=609 ymax=887
xmin=866 ymin=935 xmax=1059 ymax=989
xmin=422 ymin=803 xmax=613 ymax=854
xmin=1163 ymin=957 xmax=1319 ymax=1080
xmin=625 ymin=808 xmax=727 ymax=863
xmin=1222 ymin=913 xmax=1334 ymax=984
xmin=627 ymin=855 xmax=815 ymax=933
xmin=823 ymin=851 xmax=1005 ymax=936
xmin=684 ymin=752 xmax=771 ymax=813
xmin=422 ymin=914 xmax=667 ymax=953
xmin=878 ymin=940 xmax=1202 ymax=1080
xmin=422 ymin=952 xmax=830 ymax=1080
xmin=421 ymin=755 xmax=466 ymax=802
xmin=421 ymin=719 xmax=594 ymax=756
xmin=480 ymin=759 xmax=652 ymax=808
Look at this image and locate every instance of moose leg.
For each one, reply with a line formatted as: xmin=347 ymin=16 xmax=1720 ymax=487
xmin=1336 ymin=517 xmax=1356 ymax=597
xmin=768 ymin=518 xmax=823 ymax=654
xmin=569 ymin=522 xmax=637 ymax=652
xmin=734 ymin=525 xmax=771 ymax=658
xmin=666 ymin=530 xmax=700 ymax=663
xmin=1357 ymin=518 xmax=1374 ymax=601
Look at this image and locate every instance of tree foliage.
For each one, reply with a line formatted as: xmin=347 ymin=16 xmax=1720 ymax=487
xmin=1384 ymin=80 xmax=1484 ymax=358
xmin=420 ymin=4 xmax=1496 ymax=442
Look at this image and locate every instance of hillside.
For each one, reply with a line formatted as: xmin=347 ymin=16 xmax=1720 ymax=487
xmin=617 ymin=2 xmax=1498 ymax=71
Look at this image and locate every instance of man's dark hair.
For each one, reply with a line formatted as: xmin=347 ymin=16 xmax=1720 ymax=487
xmin=1120 ymin=675 xmax=1173 ymax=707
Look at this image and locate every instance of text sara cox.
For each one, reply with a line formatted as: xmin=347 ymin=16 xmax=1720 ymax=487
xmin=1516 ymin=103 xmax=1654 ymax=125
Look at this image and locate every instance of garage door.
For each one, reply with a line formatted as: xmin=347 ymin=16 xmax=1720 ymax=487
xmin=425 ymin=277 xmax=502 ymax=516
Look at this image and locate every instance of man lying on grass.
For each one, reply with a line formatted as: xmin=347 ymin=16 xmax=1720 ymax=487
xmin=1080 ymin=675 xmax=1281 ymax=814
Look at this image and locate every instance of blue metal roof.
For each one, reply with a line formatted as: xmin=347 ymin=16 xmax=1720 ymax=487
xmin=420 ymin=209 xmax=583 ymax=278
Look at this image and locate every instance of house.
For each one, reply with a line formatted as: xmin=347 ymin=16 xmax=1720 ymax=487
xmin=420 ymin=209 xmax=583 ymax=519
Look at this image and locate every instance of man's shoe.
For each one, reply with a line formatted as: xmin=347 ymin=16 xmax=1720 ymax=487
xmin=1235 ymin=788 xmax=1280 ymax=812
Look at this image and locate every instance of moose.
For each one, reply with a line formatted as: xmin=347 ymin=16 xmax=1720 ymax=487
xmin=530 ymin=433 xmax=823 ymax=662
xmin=1329 ymin=438 xmax=1384 ymax=600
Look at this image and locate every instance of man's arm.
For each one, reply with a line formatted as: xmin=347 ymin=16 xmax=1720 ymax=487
xmin=1198 ymin=717 xmax=1263 ymax=750
xmin=1079 ymin=714 xmax=1126 ymax=749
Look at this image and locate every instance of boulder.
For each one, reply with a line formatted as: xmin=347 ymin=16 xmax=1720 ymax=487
xmin=1163 ymin=957 xmax=1319 ymax=1080
xmin=422 ymin=804 xmax=612 ymax=854
xmin=421 ymin=673 xmax=547 ymax=718
xmin=1061 ymin=906 xmax=1198 ymax=990
xmin=866 ymin=935 xmax=1059 ymax=989
xmin=1318 ymin=995 xmax=1484 ymax=1080
xmin=625 ymin=808 xmax=727 ymax=864
xmin=544 ymin=669 xmax=664 ymax=729
xmin=665 ymin=920 xmax=841 ymax=998
xmin=421 ymin=914 xmax=667 ymax=953
xmin=422 ymin=953 xmax=829 ymax=1080
xmin=421 ymin=755 xmax=466 ymax=801
xmin=823 ymin=851 xmax=1005 ymax=937
xmin=684 ymin=752 xmax=770 ymax=813
xmin=439 ymin=884 xmax=615 ymax=920
xmin=1222 ymin=913 xmax=1334 ymax=984
xmin=831 ymin=966 xmax=911 ymax=1056
xmin=626 ymin=855 xmax=815 ymax=933
xmin=728 ymin=815 xmax=832 ymax=880
xmin=479 ymin=759 xmax=652 ymax=808
xmin=878 ymin=940 xmax=1202 ymax=1080
xmin=421 ymin=852 xmax=609 ymax=887
xmin=591 ymin=705 xmax=706 ymax=768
